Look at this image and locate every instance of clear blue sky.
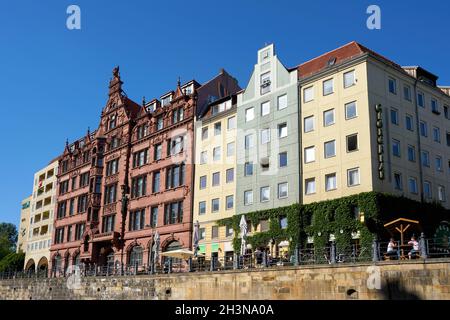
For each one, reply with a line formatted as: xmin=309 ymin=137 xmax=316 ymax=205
xmin=1 ymin=0 xmax=449 ymax=227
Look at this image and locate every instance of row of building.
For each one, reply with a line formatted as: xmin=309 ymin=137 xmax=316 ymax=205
xmin=17 ymin=41 xmax=450 ymax=272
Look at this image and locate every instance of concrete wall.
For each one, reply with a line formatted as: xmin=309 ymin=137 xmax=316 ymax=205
xmin=1 ymin=259 xmax=449 ymax=300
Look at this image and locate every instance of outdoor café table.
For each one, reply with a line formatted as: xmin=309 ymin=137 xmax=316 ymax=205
xmin=399 ymin=244 xmax=412 ymax=260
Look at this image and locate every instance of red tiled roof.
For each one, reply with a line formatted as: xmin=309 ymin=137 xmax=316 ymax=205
xmin=295 ymin=41 xmax=402 ymax=79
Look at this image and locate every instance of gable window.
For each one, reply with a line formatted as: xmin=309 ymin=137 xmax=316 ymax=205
xmin=109 ymin=114 xmax=117 ymax=130
xmin=260 ymin=72 xmax=271 ymax=95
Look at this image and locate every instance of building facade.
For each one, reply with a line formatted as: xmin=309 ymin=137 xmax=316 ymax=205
xmin=193 ymin=95 xmax=239 ymax=259
xmin=297 ymin=42 xmax=450 ymax=209
xmin=49 ymin=67 xmax=240 ymax=274
xmin=24 ymin=160 xmax=58 ymax=272
xmin=236 ymin=44 xmax=300 ymax=234
xmin=17 ymin=196 xmax=31 ymax=254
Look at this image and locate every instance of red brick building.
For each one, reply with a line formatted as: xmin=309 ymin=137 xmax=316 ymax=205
xmin=49 ymin=67 xmax=240 ymax=274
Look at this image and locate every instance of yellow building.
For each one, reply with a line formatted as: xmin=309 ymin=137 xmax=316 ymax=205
xmin=298 ymin=41 xmax=450 ymax=208
xmin=17 ymin=196 xmax=31 ymax=253
xmin=193 ymin=95 xmax=237 ymax=260
xmin=24 ymin=159 xmax=59 ymax=272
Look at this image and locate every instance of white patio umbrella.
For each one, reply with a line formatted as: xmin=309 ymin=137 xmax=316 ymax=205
xmin=239 ymin=215 xmax=248 ymax=256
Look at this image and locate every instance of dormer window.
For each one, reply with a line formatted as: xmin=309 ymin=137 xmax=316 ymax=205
xmin=109 ymin=114 xmax=117 ymax=130
xmin=146 ymin=102 xmax=157 ymax=113
xmin=162 ymin=95 xmax=172 ymax=107
xmin=260 ymin=72 xmax=271 ymax=95
xmin=183 ymin=84 xmax=193 ymax=95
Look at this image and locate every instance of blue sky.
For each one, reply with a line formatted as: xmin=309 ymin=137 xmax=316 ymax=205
xmin=1 ymin=0 xmax=449 ymax=227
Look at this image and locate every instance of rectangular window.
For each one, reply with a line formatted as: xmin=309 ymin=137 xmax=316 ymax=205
xmin=447 ymin=132 xmax=450 ymax=146
xmin=150 ymin=207 xmax=158 ymax=228
xmin=59 ymin=180 xmax=69 ymax=195
xmin=211 ymin=226 xmax=219 ymax=239
xmin=323 ymin=78 xmax=334 ymax=95
xmin=421 ymin=150 xmax=430 ymax=167
xmin=104 ymin=184 xmax=117 ymax=204
xmin=75 ymin=224 xmax=85 ymax=240
xmin=168 ymin=136 xmax=184 ymax=155
xmin=154 ymin=143 xmax=162 ymax=161
xmin=260 ymin=72 xmax=271 ymax=94
xmin=394 ymin=172 xmax=403 ymax=190
xmin=213 ymin=146 xmax=221 ymax=161
xmin=424 ymin=181 xmax=432 ymax=199
xmin=408 ymin=177 xmax=418 ymax=194
xmin=303 ymin=86 xmax=314 ymax=102
xmin=244 ymin=162 xmax=253 ymax=176
xmin=245 ymin=107 xmax=255 ymax=122
xmin=226 ymin=168 xmax=234 ymax=183
xmin=164 ymin=201 xmax=183 ymax=225
xmin=304 ymin=146 xmax=315 ymax=163
xmin=279 ymin=152 xmax=288 ymax=168
xmin=392 ymin=139 xmax=401 ymax=157
xmin=227 ymin=142 xmax=235 ymax=157
xmin=132 ymin=149 xmax=148 ymax=168
xmin=420 ymin=121 xmax=428 ymax=137
xmin=436 ymin=156 xmax=443 ymax=172
xmin=102 ymin=215 xmax=115 ymax=233
xmin=345 ymin=101 xmax=357 ymax=119
xmin=405 ymin=114 xmax=414 ymax=131
xmin=199 ymin=201 xmax=206 ymax=215
xmin=325 ymin=173 xmax=337 ymax=191
xmin=80 ymin=172 xmax=90 ymax=188
xmin=152 ymin=171 xmax=160 ymax=193
xmin=431 ymin=99 xmax=439 ymax=113
xmin=201 ymin=127 xmax=208 ymax=140
xmin=344 ymin=71 xmax=355 ymax=88
xmin=199 ymin=228 xmax=206 ymax=240
xmin=418 ymin=92 xmax=425 ymax=108
xmin=347 ymin=168 xmax=360 ymax=187
xmin=260 ymin=186 xmax=270 ymax=202
xmin=323 ymin=109 xmax=335 ymax=127
xmin=278 ymin=123 xmax=287 ymax=138
xmin=438 ymin=185 xmax=446 ymax=202
xmin=71 ymin=176 xmax=77 ymax=191
xmin=433 ymin=127 xmax=441 ymax=143
xmin=200 ymin=151 xmax=207 ymax=164
xmin=388 ymin=77 xmax=397 ymax=94
xmin=227 ymin=116 xmax=236 ymax=130
xmin=199 ymin=175 xmax=207 ymax=189
xmin=278 ymin=182 xmax=288 ymax=199
xmin=57 ymin=201 xmax=67 ymax=219
xmin=403 ymin=85 xmax=412 ymax=101
xmin=346 ymin=134 xmax=358 ymax=152
xmin=244 ymin=190 xmax=253 ymax=205
xmin=226 ymin=225 xmax=234 ymax=237
xmin=131 ymin=176 xmax=147 ymax=199
xmin=77 ymin=194 xmax=88 ymax=213
xmin=129 ymin=209 xmax=145 ymax=231
xmin=69 ymin=198 xmax=75 ymax=216
xmin=261 ymin=128 xmax=270 ymax=144
xmin=166 ymin=163 xmax=185 ymax=189
xmin=211 ymin=198 xmax=220 ymax=212
xmin=214 ymin=122 xmax=221 ymax=136
xmin=444 ymin=105 xmax=449 ymax=119
xmin=212 ymin=172 xmax=220 ymax=186
xmin=277 ymin=94 xmax=287 ymax=110
xmin=407 ymin=145 xmax=416 ymax=162
xmin=226 ymin=195 xmax=234 ymax=210
xmin=304 ymin=116 xmax=315 ymax=133
xmin=391 ymin=108 xmax=399 ymax=125
xmin=245 ymin=134 xmax=254 ymax=149
xmin=261 ymin=101 xmax=270 ymax=116
xmin=324 ymin=140 xmax=336 ymax=158
xmin=305 ymin=178 xmax=316 ymax=195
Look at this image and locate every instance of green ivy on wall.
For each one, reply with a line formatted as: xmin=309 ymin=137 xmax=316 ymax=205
xmin=217 ymin=192 xmax=450 ymax=255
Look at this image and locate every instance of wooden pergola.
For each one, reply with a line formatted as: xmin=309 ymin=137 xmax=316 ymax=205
xmin=383 ymin=218 xmax=420 ymax=246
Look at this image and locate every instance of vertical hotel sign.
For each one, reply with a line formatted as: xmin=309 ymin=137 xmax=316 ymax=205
xmin=375 ymin=104 xmax=384 ymax=180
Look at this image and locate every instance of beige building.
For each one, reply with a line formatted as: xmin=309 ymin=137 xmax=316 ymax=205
xmin=17 ymin=196 xmax=31 ymax=253
xmin=24 ymin=159 xmax=59 ymax=272
xmin=193 ymin=95 xmax=238 ymax=260
xmin=298 ymin=42 xmax=450 ymax=208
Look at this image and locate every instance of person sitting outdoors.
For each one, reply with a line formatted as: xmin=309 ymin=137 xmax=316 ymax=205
xmin=408 ymin=236 xmax=420 ymax=259
xmin=386 ymin=238 xmax=398 ymax=259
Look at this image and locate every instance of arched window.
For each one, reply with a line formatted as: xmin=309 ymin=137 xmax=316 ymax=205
xmin=129 ymin=246 xmax=143 ymax=266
